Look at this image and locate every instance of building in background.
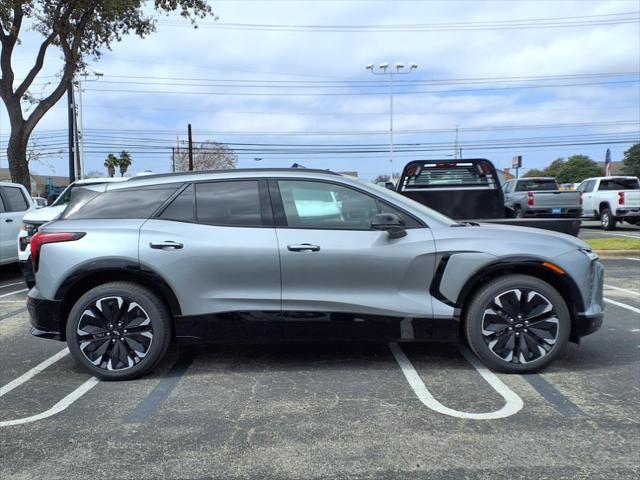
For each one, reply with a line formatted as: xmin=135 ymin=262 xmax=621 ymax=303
xmin=0 ymin=168 xmax=69 ymax=197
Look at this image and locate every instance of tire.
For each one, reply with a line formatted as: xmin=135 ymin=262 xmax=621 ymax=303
xmin=600 ymin=207 xmax=616 ymax=230
xmin=66 ymin=282 xmax=172 ymax=380
xmin=464 ymin=274 xmax=570 ymax=374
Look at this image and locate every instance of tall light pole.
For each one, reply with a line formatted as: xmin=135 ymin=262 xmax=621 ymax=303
xmin=366 ymin=62 xmax=418 ymax=181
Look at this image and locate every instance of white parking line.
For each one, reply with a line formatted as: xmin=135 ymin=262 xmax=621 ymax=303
xmin=604 ymin=284 xmax=640 ymax=297
xmin=0 ymin=288 xmax=27 ymax=299
xmin=0 ymin=377 xmax=99 ymax=427
xmin=0 ymin=282 xmax=25 ymax=289
xmin=389 ymin=343 xmax=523 ymax=420
xmin=0 ymin=348 xmax=69 ymax=398
xmin=604 ymin=297 xmax=640 ymax=314
xmin=626 ymin=258 xmax=640 ymax=262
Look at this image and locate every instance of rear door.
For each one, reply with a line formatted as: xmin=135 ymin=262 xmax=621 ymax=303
xmin=139 ymin=179 xmax=281 ymax=317
xmin=578 ymin=180 xmax=597 ymax=215
xmin=271 ymin=178 xmax=436 ymax=339
xmin=0 ymin=185 xmax=32 ymax=263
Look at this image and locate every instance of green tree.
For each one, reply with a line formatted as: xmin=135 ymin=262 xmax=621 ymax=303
xmin=523 ymin=168 xmax=545 ymax=177
xmin=555 ymin=155 xmax=602 ymax=183
xmin=374 ymin=174 xmax=391 ymax=183
xmin=544 ymin=158 xmax=565 ymax=177
xmin=0 ymin=1 xmax=214 ymax=192
xmin=117 ymin=150 xmax=132 ymax=177
xmin=103 ymin=153 xmax=118 ymax=178
xmin=621 ymin=143 xmax=640 ymax=177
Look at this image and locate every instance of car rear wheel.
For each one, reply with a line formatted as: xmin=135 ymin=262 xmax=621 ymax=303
xmin=66 ymin=282 xmax=171 ymax=380
xmin=600 ymin=208 xmax=616 ymax=230
xmin=464 ymin=274 xmax=570 ymax=373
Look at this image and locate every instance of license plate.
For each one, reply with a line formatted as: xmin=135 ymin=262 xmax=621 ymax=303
xmin=552 ymin=208 xmax=562 ymax=214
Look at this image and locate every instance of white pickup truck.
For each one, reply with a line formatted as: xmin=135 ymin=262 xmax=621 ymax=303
xmin=577 ymin=176 xmax=640 ymax=230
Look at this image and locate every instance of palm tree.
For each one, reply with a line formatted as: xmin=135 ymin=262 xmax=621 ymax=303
xmin=118 ymin=150 xmax=132 ymax=177
xmin=104 ymin=153 xmax=118 ymax=177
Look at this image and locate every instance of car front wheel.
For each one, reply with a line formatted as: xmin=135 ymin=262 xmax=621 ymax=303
xmin=66 ymin=282 xmax=172 ymax=380
xmin=464 ymin=274 xmax=570 ymax=373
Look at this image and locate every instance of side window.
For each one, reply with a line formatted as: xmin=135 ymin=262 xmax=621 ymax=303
xmin=0 ymin=191 xmax=5 ymax=213
xmin=587 ymin=180 xmax=597 ymax=192
xmin=160 ymin=184 xmax=195 ymax=222
xmin=278 ymin=180 xmax=379 ymax=230
xmin=2 ymin=186 xmax=29 ymax=212
xmin=63 ymin=187 xmax=178 ymax=219
xmin=377 ymin=201 xmax=422 ymax=228
xmin=195 ymin=181 xmax=262 ymax=226
xmin=503 ymin=181 xmax=513 ymax=193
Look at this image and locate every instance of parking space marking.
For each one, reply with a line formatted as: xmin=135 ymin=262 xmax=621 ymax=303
xmin=0 ymin=377 xmax=99 ymax=427
xmin=604 ymin=297 xmax=640 ymax=314
xmin=604 ymin=284 xmax=640 ymax=296
xmin=124 ymin=348 xmax=198 ymax=423
xmin=389 ymin=342 xmax=523 ymax=420
xmin=626 ymin=257 xmax=640 ymax=261
xmin=0 ymin=282 xmax=25 ymax=289
xmin=0 ymin=348 xmax=69 ymax=398
xmin=0 ymin=288 xmax=27 ymax=299
xmin=0 ymin=307 xmax=27 ymax=321
xmin=522 ymin=374 xmax=585 ymax=417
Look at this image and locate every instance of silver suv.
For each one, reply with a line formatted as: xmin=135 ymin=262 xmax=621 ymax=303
xmin=26 ymin=169 xmax=604 ymax=380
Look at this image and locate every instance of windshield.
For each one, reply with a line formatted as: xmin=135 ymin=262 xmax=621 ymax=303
xmin=362 ymin=179 xmax=456 ymax=226
xmin=50 ymin=184 xmax=75 ymax=206
xmin=516 ymin=179 xmax=558 ymax=191
xmin=599 ymin=178 xmax=640 ymax=190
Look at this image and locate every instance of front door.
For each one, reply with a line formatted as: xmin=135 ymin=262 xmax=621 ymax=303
xmin=271 ymin=178 xmax=437 ymax=340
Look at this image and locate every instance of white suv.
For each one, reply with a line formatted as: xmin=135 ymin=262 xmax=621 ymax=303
xmin=577 ymin=176 xmax=640 ymax=230
xmin=0 ymin=182 xmax=35 ymax=265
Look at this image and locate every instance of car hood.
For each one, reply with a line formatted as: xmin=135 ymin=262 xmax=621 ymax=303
xmin=21 ymin=205 xmax=66 ymax=224
xmin=432 ymin=222 xmax=589 ymax=259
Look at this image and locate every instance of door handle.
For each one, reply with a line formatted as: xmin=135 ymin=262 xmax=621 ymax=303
xmin=5 ymin=219 xmax=13 ymax=223
xmin=287 ymin=243 xmax=320 ymax=252
xmin=150 ymin=241 xmax=183 ymax=250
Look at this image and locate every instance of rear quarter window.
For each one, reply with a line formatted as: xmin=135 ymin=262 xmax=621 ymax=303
xmin=63 ymin=186 xmax=178 ymax=219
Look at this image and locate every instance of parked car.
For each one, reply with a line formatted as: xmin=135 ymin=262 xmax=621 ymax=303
xmin=18 ymin=177 xmax=128 ymax=287
xmin=0 ymin=182 xmax=35 ymax=265
xmin=577 ymin=176 xmax=640 ymax=230
xmin=395 ymin=159 xmax=581 ymax=236
xmin=32 ymin=197 xmax=48 ymax=209
xmin=26 ymin=169 xmax=603 ymax=380
xmin=502 ymin=177 xmax=582 ymax=218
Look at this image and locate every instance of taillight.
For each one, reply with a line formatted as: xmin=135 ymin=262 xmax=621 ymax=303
xmin=618 ymin=191 xmax=625 ymax=205
xmin=31 ymin=232 xmax=85 ymax=270
xmin=528 ymin=192 xmax=534 ymax=207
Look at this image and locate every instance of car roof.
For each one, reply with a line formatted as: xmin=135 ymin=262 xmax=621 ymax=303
xmin=516 ymin=177 xmax=555 ymax=181
xmin=106 ymin=168 xmax=341 ymax=190
xmin=582 ymin=176 xmax=639 ymax=181
xmin=0 ymin=181 xmax=28 ymax=189
xmin=74 ymin=177 xmax=129 ymax=185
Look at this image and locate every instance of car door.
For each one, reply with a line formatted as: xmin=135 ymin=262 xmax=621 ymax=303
xmin=271 ymin=178 xmax=437 ymax=339
xmin=579 ymin=180 xmax=597 ymax=216
xmin=0 ymin=185 xmax=31 ymax=264
xmin=139 ymin=180 xmax=281 ymax=319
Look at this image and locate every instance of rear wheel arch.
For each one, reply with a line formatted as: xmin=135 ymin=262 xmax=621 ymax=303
xmin=598 ymin=201 xmax=611 ymax=212
xmin=55 ymin=262 xmax=181 ymax=339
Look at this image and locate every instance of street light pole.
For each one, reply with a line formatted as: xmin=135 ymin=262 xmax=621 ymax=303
xmin=366 ymin=62 xmax=417 ymax=181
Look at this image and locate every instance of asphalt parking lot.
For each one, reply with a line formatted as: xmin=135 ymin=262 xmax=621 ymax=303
xmin=1 ymin=256 xmax=639 ymax=480
xmin=579 ymin=220 xmax=640 ymax=240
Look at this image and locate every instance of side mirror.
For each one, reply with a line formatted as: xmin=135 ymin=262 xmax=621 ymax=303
xmin=384 ymin=182 xmax=395 ymax=190
xmin=371 ymin=213 xmax=407 ymax=239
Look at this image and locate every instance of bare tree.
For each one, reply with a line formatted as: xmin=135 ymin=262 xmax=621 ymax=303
xmin=0 ymin=1 xmax=214 ymax=192
xmin=175 ymin=141 xmax=238 ymax=172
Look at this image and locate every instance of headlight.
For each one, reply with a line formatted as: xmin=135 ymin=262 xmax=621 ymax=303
xmin=20 ymin=223 xmax=40 ymax=237
xmin=579 ymin=248 xmax=599 ymax=261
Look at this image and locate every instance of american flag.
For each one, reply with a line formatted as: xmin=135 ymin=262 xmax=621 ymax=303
xmin=604 ymin=148 xmax=612 ymax=176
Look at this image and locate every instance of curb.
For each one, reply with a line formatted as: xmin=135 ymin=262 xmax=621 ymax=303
xmin=593 ymin=250 xmax=640 ymax=259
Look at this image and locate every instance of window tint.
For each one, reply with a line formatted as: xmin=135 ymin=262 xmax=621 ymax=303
xmin=598 ymin=178 xmax=640 ymax=190
xmin=195 ymin=181 xmax=262 ymax=226
xmin=377 ymin=200 xmax=422 ymax=228
xmin=515 ymin=179 xmax=558 ymax=191
xmin=160 ymin=184 xmax=195 ymax=222
xmin=63 ymin=187 xmax=177 ymax=219
xmin=1 ymin=186 xmax=29 ymax=211
xmin=279 ymin=180 xmax=379 ymax=229
xmin=503 ymin=181 xmax=513 ymax=193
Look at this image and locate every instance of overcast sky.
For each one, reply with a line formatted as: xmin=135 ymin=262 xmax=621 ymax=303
xmin=1 ymin=0 xmax=639 ymax=180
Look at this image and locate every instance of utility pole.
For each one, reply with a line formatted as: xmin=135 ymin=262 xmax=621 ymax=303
xmin=187 ymin=123 xmax=194 ymax=171
xmin=67 ymin=83 xmax=75 ymax=184
xmin=366 ymin=62 xmax=418 ymax=181
xmin=454 ymin=126 xmax=459 ymax=159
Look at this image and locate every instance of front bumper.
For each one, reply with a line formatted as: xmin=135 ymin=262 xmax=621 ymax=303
xmin=27 ymin=289 xmax=64 ymax=341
